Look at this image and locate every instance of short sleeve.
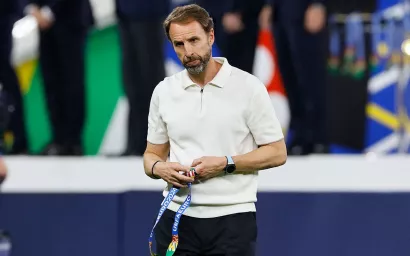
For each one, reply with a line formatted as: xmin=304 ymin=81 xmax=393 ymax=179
xmin=246 ymin=79 xmax=284 ymax=145
xmin=147 ymin=85 xmax=169 ymax=144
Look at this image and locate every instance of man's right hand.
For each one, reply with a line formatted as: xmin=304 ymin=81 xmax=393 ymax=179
xmin=153 ymin=162 xmax=194 ymax=188
xmin=29 ymin=5 xmax=53 ymax=30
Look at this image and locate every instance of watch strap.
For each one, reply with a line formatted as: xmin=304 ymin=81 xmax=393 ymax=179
xmin=226 ymin=156 xmax=234 ymax=165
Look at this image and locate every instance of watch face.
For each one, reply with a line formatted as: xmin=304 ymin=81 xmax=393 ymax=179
xmin=226 ymin=165 xmax=236 ymax=173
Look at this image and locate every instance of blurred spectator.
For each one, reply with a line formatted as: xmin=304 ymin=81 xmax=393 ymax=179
xmin=0 ymin=0 xmax=29 ymax=155
xmin=115 ymin=0 xmax=168 ymax=156
xmin=195 ymin=0 xmax=265 ymax=74
xmin=268 ymin=0 xmax=329 ymax=155
xmin=25 ymin=0 xmax=94 ymax=156
xmin=193 ymin=0 xmax=228 ymax=58
xmin=222 ymin=0 xmax=265 ymax=74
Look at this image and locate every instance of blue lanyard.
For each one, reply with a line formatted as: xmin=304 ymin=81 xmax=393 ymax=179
xmin=148 ymin=168 xmax=196 ymax=256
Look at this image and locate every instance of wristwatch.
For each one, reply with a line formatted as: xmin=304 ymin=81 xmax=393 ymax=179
xmin=224 ymin=156 xmax=236 ymax=174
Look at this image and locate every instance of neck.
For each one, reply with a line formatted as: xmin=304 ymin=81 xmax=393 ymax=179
xmin=188 ymin=58 xmax=221 ymax=87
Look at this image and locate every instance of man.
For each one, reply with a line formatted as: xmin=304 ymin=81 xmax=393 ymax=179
xmin=115 ymin=0 xmax=168 ymax=156
xmin=25 ymin=0 xmax=94 ymax=155
xmin=196 ymin=0 xmax=265 ymax=74
xmin=268 ymin=0 xmax=329 ymax=155
xmin=0 ymin=0 xmax=28 ymax=154
xmin=143 ymin=4 xmax=287 ymax=255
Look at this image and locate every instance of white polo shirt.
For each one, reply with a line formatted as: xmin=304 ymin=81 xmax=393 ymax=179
xmin=147 ymin=57 xmax=284 ymax=218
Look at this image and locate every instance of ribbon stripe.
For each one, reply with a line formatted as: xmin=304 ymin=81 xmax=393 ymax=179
xmin=149 ymin=168 xmax=197 ymax=256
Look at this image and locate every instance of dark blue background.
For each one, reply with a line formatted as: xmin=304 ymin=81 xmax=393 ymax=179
xmin=1 ymin=192 xmax=410 ymax=256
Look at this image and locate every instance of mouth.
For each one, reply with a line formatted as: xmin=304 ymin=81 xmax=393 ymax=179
xmin=185 ymin=59 xmax=200 ymax=66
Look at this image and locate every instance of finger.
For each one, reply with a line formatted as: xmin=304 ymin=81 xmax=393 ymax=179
xmin=178 ymin=163 xmax=195 ymax=172
xmin=171 ymin=181 xmax=187 ymax=188
xmin=171 ymin=163 xmax=191 ymax=173
xmin=191 ymin=158 xmax=202 ymax=167
xmin=168 ymin=177 xmax=188 ymax=188
xmin=173 ymin=172 xmax=195 ymax=183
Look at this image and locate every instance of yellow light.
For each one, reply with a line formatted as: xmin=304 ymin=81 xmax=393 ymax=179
xmin=401 ymin=39 xmax=410 ymax=56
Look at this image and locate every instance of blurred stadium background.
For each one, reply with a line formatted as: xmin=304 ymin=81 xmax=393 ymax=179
xmin=1 ymin=0 xmax=410 ymax=255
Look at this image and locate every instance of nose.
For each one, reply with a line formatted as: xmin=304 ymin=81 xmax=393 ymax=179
xmin=184 ymin=44 xmax=194 ymax=56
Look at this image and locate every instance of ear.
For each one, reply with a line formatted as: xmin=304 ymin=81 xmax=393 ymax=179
xmin=208 ymin=28 xmax=215 ymax=46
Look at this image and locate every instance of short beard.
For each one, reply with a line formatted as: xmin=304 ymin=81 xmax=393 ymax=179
xmin=183 ymin=50 xmax=211 ymax=75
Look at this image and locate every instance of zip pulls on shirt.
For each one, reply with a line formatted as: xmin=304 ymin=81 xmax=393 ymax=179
xmin=200 ymin=87 xmax=204 ymax=112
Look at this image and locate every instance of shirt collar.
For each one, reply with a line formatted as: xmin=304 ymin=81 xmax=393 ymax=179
xmin=181 ymin=57 xmax=232 ymax=89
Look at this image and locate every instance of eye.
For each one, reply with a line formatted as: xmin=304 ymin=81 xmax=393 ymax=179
xmin=174 ymin=42 xmax=183 ymax=47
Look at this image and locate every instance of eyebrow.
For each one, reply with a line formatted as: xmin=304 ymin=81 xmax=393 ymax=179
xmin=173 ymin=40 xmax=183 ymax=45
xmin=173 ymin=36 xmax=200 ymax=45
xmin=187 ymin=36 xmax=199 ymax=41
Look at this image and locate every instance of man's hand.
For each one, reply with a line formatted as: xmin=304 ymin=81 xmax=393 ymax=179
xmin=31 ymin=6 xmax=53 ymax=30
xmin=153 ymin=162 xmax=194 ymax=188
xmin=304 ymin=4 xmax=326 ymax=34
xmin=0 ymin=159 xmax=7 ymax=184
xmin=191 ymin=156 xmax=226 ymax=182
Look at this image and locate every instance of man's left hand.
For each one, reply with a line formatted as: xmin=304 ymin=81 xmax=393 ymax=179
xmin=191 ymin=156 xmax=227 ymax=181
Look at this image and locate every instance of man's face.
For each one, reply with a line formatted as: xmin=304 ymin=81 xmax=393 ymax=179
xmin=169 ymin=20 xmax=214 ymax=75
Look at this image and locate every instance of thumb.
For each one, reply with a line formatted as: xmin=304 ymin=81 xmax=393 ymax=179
xmin=172 ymin=162 xmax=190 ymax=173
xmin=191 ymin=158 xmax=202 ymax=167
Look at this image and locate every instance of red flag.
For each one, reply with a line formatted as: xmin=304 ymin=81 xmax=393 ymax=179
xmin=253 ymin=29 xmax=289 ymax=131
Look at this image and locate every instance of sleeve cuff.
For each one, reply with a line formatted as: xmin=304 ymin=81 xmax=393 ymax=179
xmin=255 ymin=134 xmax=284 ymax=146
xmin=147 ymin=134 xmax=169 ymax=145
